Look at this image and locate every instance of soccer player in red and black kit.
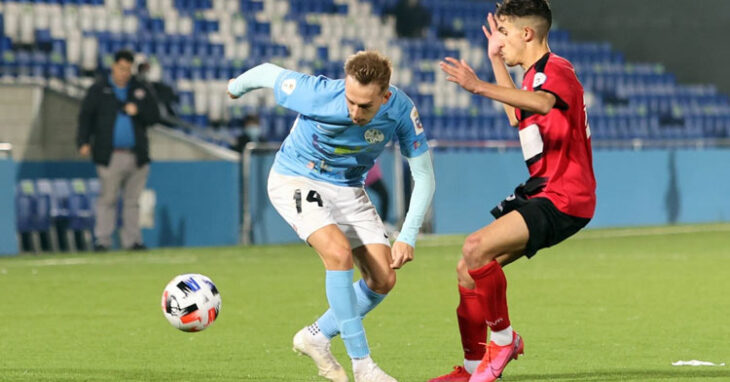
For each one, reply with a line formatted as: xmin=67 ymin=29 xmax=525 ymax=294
xmin=433 ymin=0 xmax=596 ymax=381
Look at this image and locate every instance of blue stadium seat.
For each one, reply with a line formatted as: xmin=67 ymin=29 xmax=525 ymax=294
xmin=16 ymin=180 xmax=52 ymax=253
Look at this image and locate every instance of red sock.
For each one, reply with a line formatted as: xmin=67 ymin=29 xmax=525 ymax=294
xmin=467 ymin=260 xmax=510 ymax=332
xmin=456 ymin=285 xmax=487 ymax=360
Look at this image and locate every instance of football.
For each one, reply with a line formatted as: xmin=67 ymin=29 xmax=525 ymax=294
xmin=161 ymin=273 xmax=221 ymax=332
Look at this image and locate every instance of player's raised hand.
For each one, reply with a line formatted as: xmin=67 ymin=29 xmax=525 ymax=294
xmin=439 ymin=57 xmax=481 ymax=94
xmin=483 ymin=13 xmax=505 ymax=60
xmin=390 ymin=241 xmax=414 ymax=269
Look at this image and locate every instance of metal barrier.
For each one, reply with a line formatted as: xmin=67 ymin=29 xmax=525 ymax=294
xmin=240 ymin=142 xmax=280 ymax=245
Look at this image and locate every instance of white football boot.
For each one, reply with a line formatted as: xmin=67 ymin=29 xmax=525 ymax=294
xmin=353 ymin=356 xmax=397 ymax=382
xmin=293 ymin=326 xmax=349 ymax=382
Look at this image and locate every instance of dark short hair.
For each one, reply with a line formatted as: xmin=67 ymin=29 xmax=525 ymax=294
xmin=243 ymin=114 xmax=260 ymax=126
xmin=344 ymin=51 xmax=392 ymax=93
xmin=114 ymin=49 xmax=135 ymax=64
xmin=496 ymin=0 xmax=552 ymax=30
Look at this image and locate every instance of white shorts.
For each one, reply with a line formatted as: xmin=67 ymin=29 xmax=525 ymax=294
xmin=267 ymin=170 xmax=390 ymax=248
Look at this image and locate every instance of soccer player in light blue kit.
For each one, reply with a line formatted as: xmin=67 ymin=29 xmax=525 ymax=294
xmin=228 ymin=51 xmax=436 ymax=382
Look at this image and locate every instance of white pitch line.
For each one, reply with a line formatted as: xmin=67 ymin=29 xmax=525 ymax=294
xmin=574 ymin=224 xmax=730 ymax=240
xmin=13 ymin=255 xmax=198 ymax=267
xmin=415 ymin=224 xmax=730 ymax=247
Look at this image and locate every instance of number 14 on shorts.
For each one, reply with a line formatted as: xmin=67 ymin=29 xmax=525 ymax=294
xmin=294 ymin=189 xmax=323 ymax=213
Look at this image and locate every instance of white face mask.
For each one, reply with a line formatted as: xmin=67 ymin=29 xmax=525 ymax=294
xmin=148 ymin=64 xmax=162 ymax=82
xmin=244 ymin=125 xmax=262 ymax=141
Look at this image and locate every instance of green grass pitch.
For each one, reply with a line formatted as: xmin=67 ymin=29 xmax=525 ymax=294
xmin=1 ymin=224 xmax=728 ymax=381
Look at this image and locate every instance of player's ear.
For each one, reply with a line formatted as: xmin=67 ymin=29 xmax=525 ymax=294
xmin=382 ymin=90 xmax=392 ymax=104
xmin=523 ymin=26 xmax=535 ymax=42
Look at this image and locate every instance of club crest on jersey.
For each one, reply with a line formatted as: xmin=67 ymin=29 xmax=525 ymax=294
xmin=410 ymin=106 xmax=424 ymax=135
xmin=281 ymin=79 xmax=296 ymax=95
xmin=134 ymin=88 xmax=146 ymax=99
xmin=364 ymin=128 xmax=385 ymax=144
xmin=532 ymin=72 xmax=547 ymax=88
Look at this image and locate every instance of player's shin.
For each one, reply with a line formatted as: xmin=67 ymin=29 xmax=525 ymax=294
xmin=325 ymin=270 xmax=370 ymax=358
xmin=317 ymin=279 xmax=387 ymax=339
xmin=457 ymin=285 xmax=487 ymax=363
xmin=467 ymin=261 xmax=512 ymax=341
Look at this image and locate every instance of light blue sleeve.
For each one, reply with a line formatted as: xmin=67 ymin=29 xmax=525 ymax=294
xmin=396 ymin=150 xmax=436 ymax=247
xmin=394 ymin=94 xmax=429 ymax=158
xmin=227 ymin=63 xmax=285 ymax=97
xmin=273 ymin=70 xmax=345 ymax=119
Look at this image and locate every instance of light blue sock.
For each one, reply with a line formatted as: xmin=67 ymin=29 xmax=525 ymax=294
xmin=325 ymin=270 xmax=370 ymax=359
xmin=317 ymin=279 xmax=387 ymax=339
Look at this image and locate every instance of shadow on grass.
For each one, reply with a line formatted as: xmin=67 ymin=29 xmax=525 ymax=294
xmin=509 ymin=369 xmax=730 ymax=381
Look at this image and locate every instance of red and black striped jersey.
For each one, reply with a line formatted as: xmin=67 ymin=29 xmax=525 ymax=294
xmin=515 ymin=52 xmax=596 ymax=219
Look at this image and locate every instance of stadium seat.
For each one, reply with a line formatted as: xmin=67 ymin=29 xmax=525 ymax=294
xmin=15 ymin=180 xmax=52 ymax=253
xmin=64 ymin=178 xmax=95 ymax=250
xmin=35 ymin=179 xmax=63 ymax=252
xmin=49 ymin=179 xmax=81 ymax=251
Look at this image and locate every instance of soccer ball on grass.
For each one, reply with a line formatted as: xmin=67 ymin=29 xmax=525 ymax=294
xmin=161 ymin=273 xmax=221 ymax=332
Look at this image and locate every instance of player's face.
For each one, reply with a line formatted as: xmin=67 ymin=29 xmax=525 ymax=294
xmin=495 ymin=16 xmax=527 ymax=67
xmin=111 ymin=59 xmax=133 ymax=87
xmin=345 ymin=75 xmax=391 ymax=126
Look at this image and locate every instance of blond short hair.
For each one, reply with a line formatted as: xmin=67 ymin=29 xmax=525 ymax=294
xmin=344 ymin=51 xmax=392 ymax=93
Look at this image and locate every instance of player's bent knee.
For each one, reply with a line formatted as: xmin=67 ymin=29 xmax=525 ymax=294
xmin=462 ymin=233 xmax=503 ymax=268
xmin=461 ymin=234 xmax=482 ymax=262
xmin=323 ymin=248 xmax=354 ymax=269
xmin=384 ymin=270 xmax=396 ymax=292
xmin=367 ymin=269 xmax=396 ymax=294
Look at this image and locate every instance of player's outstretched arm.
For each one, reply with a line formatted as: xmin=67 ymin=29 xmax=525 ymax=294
xmin=483 ymin=13 xmax=519 ymax=127
xmin=439 ymin=58 xmax=556 ymax=115
xmin=391 ymin=151 xmax=436 ymax=269
xmin=227 ymin=63 xmax=285 ymax=99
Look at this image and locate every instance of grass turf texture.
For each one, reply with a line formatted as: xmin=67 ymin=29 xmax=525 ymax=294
xmin=0 ymin=224 xmax=728 ymax=381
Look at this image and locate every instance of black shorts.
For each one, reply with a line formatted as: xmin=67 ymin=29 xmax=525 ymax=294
xmin=516 ymin=197 xmax=591 ymax=258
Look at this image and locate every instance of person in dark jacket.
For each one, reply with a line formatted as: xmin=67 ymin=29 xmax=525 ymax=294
xmin=387 ymin=0 xmax=431 ymax=38
xmin=137 ymin=61 xmax=179 ymax=126
xmin=77 ymin=49 xmax=159 ymax=251
xmin=233 ymin=114 xmax=263 ymax=153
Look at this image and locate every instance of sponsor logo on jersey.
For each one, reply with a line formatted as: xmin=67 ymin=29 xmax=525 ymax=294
xmin=282 ymin=78 xmax=296 ymax=95
xmin=532 ymin=72 xmax=547 ymax=88
xmin=334 ymin=146 xmax=365 ymax=154
xmin=364 ymin=128 xmax=385 ymax=144
xmin=410 ymin=106 xmax=424 ymax=135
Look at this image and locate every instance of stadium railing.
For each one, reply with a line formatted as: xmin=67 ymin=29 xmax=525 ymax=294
xmin=240 ymin=141 xmax=280 ymax=245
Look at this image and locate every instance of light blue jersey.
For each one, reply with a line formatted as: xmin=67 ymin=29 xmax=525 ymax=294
xmin=271 ymin=70 xmax=429 ymax=187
